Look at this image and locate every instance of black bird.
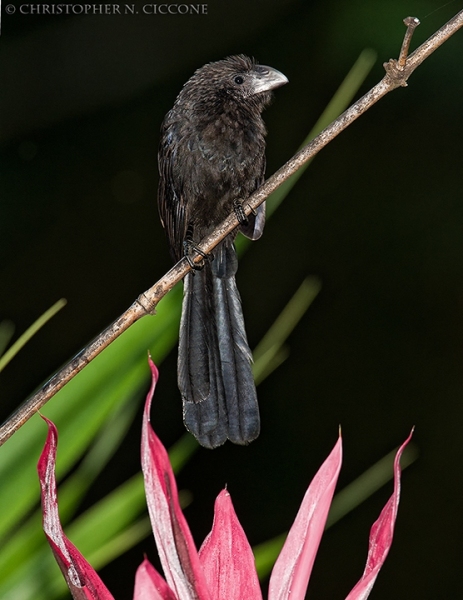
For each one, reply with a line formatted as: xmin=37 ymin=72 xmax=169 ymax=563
xmin=158 ymin=55 xmax=288 ymax=448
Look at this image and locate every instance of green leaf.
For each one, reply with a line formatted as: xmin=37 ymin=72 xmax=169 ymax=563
xmin=253 ymin=277 xmax=321 ymax=384
xmin=0 ymin=299 xmax=67 ymax=372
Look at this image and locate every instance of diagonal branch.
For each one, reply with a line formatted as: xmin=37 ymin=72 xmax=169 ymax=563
xmin=1 ymin=10 xmax=462 ymax=446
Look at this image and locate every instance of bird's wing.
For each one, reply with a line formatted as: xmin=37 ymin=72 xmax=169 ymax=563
xmin=238 ymin=161 xmax=266 ymax=241
xmin=158 ymin=117 xmax=188 ymax=262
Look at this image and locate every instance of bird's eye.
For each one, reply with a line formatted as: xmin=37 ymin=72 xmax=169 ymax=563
xmin=234 ymin=76 xmax=244 ymax=85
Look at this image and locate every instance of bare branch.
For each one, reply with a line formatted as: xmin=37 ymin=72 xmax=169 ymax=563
xmin=1 ymin=10 xmax=462 ymax=446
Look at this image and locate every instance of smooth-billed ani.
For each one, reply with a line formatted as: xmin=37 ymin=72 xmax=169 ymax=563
xmin=158 ymin=55 xmax=288 ymax=448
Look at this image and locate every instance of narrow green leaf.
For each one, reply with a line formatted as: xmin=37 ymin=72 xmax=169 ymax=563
xmin=0 ymin=320 xmax=15 ymax=358
xmin=266 ymin=48 xmax=377 ymax=216
xmin=0 ymin=299 xmax=67 ymax=372
xmin=253 ymin=277 xmax=321 ymax=384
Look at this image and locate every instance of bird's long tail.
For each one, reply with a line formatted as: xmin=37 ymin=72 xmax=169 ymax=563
xmin=178 ymin=243 xmax=259 ymax=448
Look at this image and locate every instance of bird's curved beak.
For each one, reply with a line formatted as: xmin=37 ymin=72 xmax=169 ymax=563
xmin=252 ymin=65 xmax=289 ymax=94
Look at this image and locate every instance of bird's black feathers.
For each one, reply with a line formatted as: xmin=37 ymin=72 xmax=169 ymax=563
xmin=158 ymin=55 xmax=287 ymax=448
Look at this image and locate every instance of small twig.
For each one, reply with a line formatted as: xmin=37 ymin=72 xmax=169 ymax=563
xmin=398 ymin=17 xmax=421 ymax=68
xmin=1 ymin=10 xmax=463 ymax=446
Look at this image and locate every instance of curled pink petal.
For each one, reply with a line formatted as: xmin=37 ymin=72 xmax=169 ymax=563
xmin=268 ymin=435 xmax=343 ymax=600
xmin=199 ymin=489 xmax=263 ymax=600
xmin=133 ymin=558 xmax=178 ymax=600
xmin=142 ymin=357 xmax=211 ymax=600
xmin=345 ymin=429 xmax=414 ymax=600
xmin=37 ymin=417 xmax=115 ymax=600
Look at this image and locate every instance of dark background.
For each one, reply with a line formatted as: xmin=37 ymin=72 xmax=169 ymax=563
xmin=1 ymin=0 xmax=463 ymax=597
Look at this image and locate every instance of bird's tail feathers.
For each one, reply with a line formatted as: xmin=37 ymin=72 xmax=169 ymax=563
xmin=178 ymin=252 xmax=259 ymax=448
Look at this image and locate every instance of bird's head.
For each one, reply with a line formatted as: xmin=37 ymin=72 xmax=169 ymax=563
xmin=181 ymin=55 xmax=288 ymax=113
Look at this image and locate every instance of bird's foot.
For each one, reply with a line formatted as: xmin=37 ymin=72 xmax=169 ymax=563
xmin=233 ymin=199 xmax=251 ymax=226
xmin=183 ymin=239 xmax=213 ymax=271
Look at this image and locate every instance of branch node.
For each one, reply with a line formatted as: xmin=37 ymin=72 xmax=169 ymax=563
xmin=383 ymin=59 xmax=407 ymax=87
xmin=136 ymin=293 xmax=157 ymax=316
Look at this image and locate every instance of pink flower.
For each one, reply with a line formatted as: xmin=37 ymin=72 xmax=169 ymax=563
xmin=37 ymin=358 xmax=412 ymax=599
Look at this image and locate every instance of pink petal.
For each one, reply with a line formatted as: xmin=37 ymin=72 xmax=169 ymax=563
xmin=37 ymin=417 xmax=114 ymax=600
xmin=198 ymin=489 xmax=263 ymax=600
xmin=268 ymin=435 xmax=343 ymax=600
xmin=345 ymin=429 xmax=414 ymax=600
xmin=142 ymin=357 xmax=211 ymax=600
xmin=133 ymin=558 xmax=178 ymax=600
